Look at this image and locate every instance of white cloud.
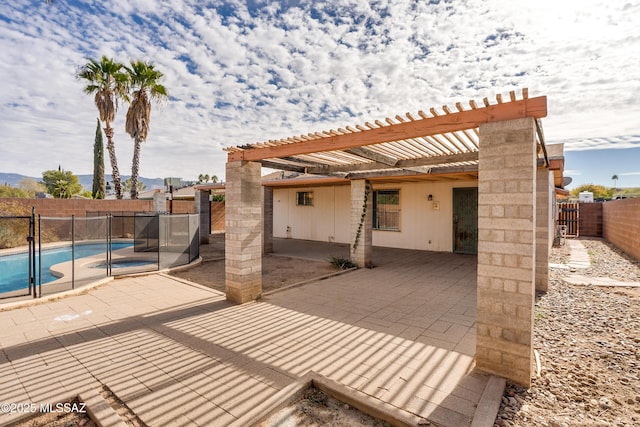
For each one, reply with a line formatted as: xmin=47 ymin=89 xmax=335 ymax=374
xmin=0 ymin=0 xmax=639 ymax=181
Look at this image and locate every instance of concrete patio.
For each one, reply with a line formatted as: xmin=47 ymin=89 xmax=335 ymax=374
xmin=0 ymin=243 xmax=496 ymax=426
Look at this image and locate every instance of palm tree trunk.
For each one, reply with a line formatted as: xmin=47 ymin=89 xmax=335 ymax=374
xmin=104 ymin=125 xmax=123 ymax=199
xmin=130 ymin=137 xmax=143 ymax=200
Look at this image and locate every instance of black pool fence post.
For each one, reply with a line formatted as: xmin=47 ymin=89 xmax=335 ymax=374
xmin=38 ymin=214 xmax=42 ymax=298
xmin=157 ymin=214 xmax=161 ymax=271
xmin=107 ymin=213 xmax=113 ymax=277
xmin=29 ymin=207 xmax=35 ymax=298
xmin=71 ymin=215 xmax=75 ymax=290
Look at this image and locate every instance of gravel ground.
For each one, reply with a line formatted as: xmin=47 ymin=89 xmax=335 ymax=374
xmin=495 ymin=238 xmax=640 ymax=427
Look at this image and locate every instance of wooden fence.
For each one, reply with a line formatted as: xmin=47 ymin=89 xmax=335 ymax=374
xmin=558 ymin=202 xmax=579 ymax=237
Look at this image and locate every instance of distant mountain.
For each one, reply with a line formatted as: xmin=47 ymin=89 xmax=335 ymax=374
xmin=0 ymin=173 xmax=165 ymax=192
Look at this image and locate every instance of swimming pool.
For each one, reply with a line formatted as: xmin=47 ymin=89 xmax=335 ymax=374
xmin=0 ymin=242 xmax=133 ymax=294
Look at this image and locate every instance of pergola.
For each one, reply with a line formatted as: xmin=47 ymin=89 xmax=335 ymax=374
xmin=226 ymin=88 xmax=547 ymax=179
xmin=222 ymin=88 xmax=554 ymax=386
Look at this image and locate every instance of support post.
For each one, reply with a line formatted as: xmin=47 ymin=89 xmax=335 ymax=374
xmin=195 ymin=189 xmax=211 ymax=244
xmin=535 ymin=168 xmax=551 ymax=292
xmin=225 ymin=161 xmax=263 ymax=304
xmin=263 ymin=186 xmax=273 ymax=254
xmin=350 ymin=179 xmax=373 ymax=268
xmin=477 ymin=117 xmax=537 ymax=387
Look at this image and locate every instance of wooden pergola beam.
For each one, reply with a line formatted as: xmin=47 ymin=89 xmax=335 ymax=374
xmin=228 ymin=96 xmax=546 ymax=162
xmin=349 ymin=163 xmax=479 ymax=179
xmin=345 ymin=146 xmax=398 ymax=166
xmin=305 ymin=151 xmax=479 ymax=174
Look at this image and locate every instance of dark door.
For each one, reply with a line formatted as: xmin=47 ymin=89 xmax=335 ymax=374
xmin=453 ymin=188 xmax=478 ymax=254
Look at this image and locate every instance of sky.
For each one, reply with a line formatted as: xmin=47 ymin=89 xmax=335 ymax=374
xmin=0 ymin=0 xmax=639 ymax=187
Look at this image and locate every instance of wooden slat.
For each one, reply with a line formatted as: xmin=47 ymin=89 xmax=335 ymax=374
xmin=426 ymin=134 xmax=457 ymax=155
xmin=349 ymin=163 xmax=479 ymax=179
xmin=228 ymin=96 xmax=547 ymax=161
xmin=345 ymin=147 xmax=398 ymax=166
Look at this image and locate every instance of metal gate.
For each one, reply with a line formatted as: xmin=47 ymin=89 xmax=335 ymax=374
xmin=558 ymin=202 xmax=579 ymax=237
xmin=0 ymin=208 xmax=37 ymax=298
xmin=453 ymin=187 xmax=478 ymax=254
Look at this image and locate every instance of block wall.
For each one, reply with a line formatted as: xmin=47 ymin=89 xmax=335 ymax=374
xmin=535 ymin=168 xmax=551 ymax=292
xmin=263 ymin=187 xmax=273 ymax=254
xmin=477 ymin=117 xmax=536 ymax=387
xmin=1 ymin=198 xmax=194 ymax=217
xmin=579 ymin=202 xmax=603 ymax=237
xmin=603 ymin=198 xmax=640 ymax=261
xmin=225 ymin=161 xmax=263 ymax=304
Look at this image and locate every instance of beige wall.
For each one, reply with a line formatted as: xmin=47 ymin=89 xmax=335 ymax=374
xmin=273 ymin=186 xmax=351 ymax=243
xmin=272 ymin=180 xmax=477 ymax=251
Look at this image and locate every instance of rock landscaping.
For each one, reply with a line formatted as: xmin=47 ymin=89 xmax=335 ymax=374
xmin=495 ymin=238 xmax=640 ymax=427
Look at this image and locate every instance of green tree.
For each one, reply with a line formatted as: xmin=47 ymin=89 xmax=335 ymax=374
xmin=196 ymin=174 xmax=219 ymax=184
xmin=122 ymin=178 xmax=147 ymax=193
xmin=124 ymin=60 xmax=168 ymax=199
xmin=569 ymin=184 xmax=614 ymax=200
xmin=611 ymin=174 xmax=619 ymax=189
xmin=77 ymin=56 xmax=129 ymax=199
xmin=92 ymin=118 xmax=106 ymax=199
xmin=41 ymin=169 xmax=82 ymax=199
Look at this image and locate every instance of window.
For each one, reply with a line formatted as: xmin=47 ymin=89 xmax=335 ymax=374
xmin=296 ymin=191 xmax=314 ymax=206
xmin=373 ymin=189 xmax=400 ymax=231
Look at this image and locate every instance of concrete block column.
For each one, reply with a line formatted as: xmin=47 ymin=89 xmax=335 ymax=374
xmin=263 ymin=186 xmax=273 ymax=254
xmin=477 ymin=117 xmax=537 ymax=387
xmin=225 ymin=161 xmax=263 ymax=304
xmin=350 ymin=179 xmax=373 ymax=268
xmin=535 ymin=168 xmax=551 ymax=291
xmin=195 ymin=189 xmax=211 ymax=244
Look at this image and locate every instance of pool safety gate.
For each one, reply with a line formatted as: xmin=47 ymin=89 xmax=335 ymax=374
xmin=0 ymin=211 xmax=200 ymax=300
xmin=0 ymin=208 xmax=37 ymax=298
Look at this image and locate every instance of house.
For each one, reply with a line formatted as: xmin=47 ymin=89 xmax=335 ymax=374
xmin=196 ymin=89 xmax=565 ymax=387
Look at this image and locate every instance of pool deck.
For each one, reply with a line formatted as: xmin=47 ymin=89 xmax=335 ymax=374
xmin=0 ymin=242 xmax=502 ymax=426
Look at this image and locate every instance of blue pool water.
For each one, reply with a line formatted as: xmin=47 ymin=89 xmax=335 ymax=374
xmin=0 ymin=242 xmax=132 ymax=294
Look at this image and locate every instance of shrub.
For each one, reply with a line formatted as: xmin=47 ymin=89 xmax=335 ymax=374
xmin=0 ymin=202 xmax=60 ymax=249
xmin=329 ymin=256 xmax=357 ymax=270
xmin=0 ymin=201 xmax=31 ymax=249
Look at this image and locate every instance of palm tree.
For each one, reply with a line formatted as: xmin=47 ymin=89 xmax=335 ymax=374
xmin=77 ymin=56 xmax=129 ymax=199
xmin=124 ymin=60 xmax=168 ymax=199
xmin=612 ymin=174 xmax=619 ymax=189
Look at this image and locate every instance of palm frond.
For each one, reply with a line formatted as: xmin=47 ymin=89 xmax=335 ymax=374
xmin=77 ymin=56 xmax=129 ymax=119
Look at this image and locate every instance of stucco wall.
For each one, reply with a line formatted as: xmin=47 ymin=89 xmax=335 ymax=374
xmin=603 ymin=198 xmax=640 ymax=261
xmin=272 ymin=180 xmax=477 ymax=252
xmin=273 ymin=185 xmax=351 ymax=243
